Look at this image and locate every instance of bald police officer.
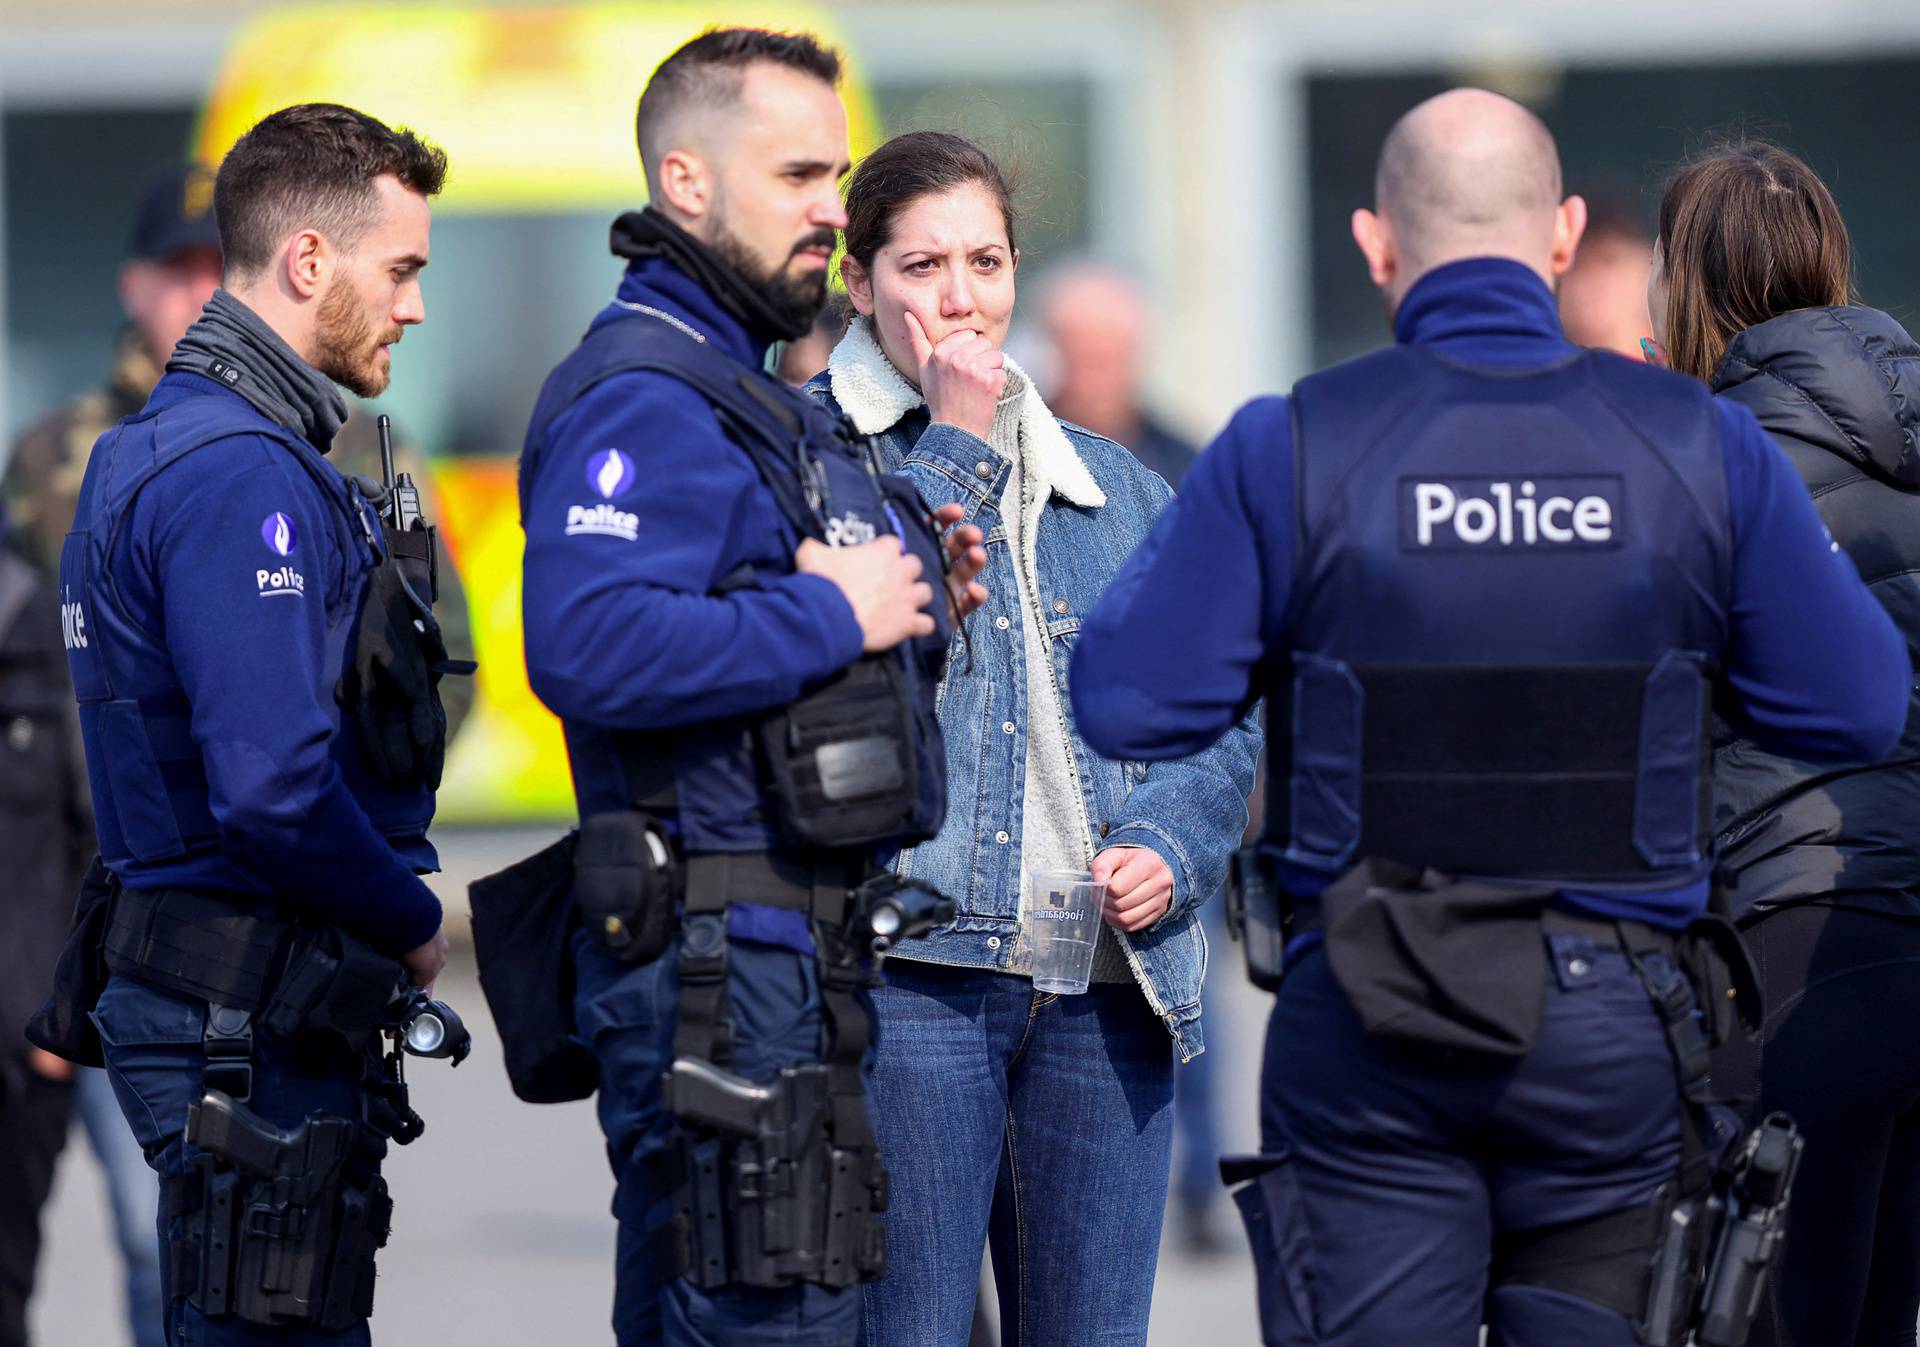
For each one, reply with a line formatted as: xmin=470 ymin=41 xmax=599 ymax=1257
xmin=1071 ymin=91 xmax=1909 ymax=1347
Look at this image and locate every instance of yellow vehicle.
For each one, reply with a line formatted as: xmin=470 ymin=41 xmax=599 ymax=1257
xmin=195 ymin=3 xmax=881 ymax=822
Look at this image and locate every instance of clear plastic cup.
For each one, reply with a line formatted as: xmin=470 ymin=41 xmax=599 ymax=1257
xmin=1023 ymin=868 xmax=1108 ymax=995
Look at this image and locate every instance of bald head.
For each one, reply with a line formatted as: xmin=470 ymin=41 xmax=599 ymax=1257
xmin=1355 ymin=88 xmax=1584 ymax=309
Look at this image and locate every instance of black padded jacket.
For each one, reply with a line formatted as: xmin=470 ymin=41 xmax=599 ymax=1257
xmin=0 ymin=544 xmax=92 ymax=1099
xmin=1712 ymin=306 xmax=1920 ymax=920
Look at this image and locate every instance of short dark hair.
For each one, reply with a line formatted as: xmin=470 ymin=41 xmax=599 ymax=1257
xmin=843 ymin=131 xmax=1019 ymax=270
xmin=1656 ymin=141 xmax=1854 ymax=381
xmin=636 ymin=28 xmax=841 ymax=178
xmin=215 ymin=102 xmax=447 ymax=280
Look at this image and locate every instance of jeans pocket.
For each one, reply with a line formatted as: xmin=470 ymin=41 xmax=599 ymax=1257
xmin=1224 ymin=1148 xmax=1323 ymax=1346
xmin=89 ymin=978 xmax=205 ymax=1155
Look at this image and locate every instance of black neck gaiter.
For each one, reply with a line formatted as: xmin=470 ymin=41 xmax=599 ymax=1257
xmin=610 ymin=207 xmax=816 ymax=346
xmin=167 ymin=289 xmax=349 ymax=452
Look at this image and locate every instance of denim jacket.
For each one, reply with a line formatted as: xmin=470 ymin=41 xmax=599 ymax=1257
xmin=807 ymin=319 xmax=1261 ymax=1059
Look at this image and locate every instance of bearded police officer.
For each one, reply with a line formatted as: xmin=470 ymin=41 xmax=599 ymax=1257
xmin=28 ymin=104 xmax=472 ymax=1347
xmin=494 ymin=27 xmax=985 ymax=1347
xmin=1070 ymin=90 xmax=1910 ymax=1347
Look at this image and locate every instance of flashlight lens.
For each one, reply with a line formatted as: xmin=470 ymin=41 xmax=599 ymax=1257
xmin=405 ymin=1012 xmax=446 ymax=1055
xmin=870 ymin=903 xmax=902 ymax=938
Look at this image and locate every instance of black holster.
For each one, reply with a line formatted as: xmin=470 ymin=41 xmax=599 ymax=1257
xmin=338 ymin=525 xmax=472 ymax=792
xmin=1224 ymin=846 xmax=1290 ymax=992
xmin=172 ymin=1088 xmax=392 ymax=1333
xmin=659 ymin=1058 xmax=887 ymax=1290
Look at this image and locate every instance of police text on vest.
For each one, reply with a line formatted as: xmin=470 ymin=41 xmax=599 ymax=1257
xmin=1399 ymin=476 xmax=1622 ymax=551
xmin=60 ymin=590 xmax=87 ymax=650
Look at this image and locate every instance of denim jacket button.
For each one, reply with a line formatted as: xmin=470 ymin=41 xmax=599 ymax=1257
xmin=1051 ymin=597 xmax=1070 ymax=614
xmin=987 ymin=936 xmax=1001 ymax=949
xmin=1002 ymin=721 xmax=1016 ymax=734
xmin=975 ymin=460 xmax=994 ymax=480
xmin=995 ymin=830 xmax=1010 ymax=844
xmin=995 ymin=616 xmax=1010 ymax=630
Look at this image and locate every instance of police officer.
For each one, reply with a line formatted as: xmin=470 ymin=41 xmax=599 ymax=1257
xmin=30 ymin=104 xmax=467 ymax=1347
xmin=512 ymin=26 xmax=985 ymax=1347
xmin=1069 ymin=90 xmax=1911 ymax=1346
xmin=3 ymin=162 xmax=476 ymax=742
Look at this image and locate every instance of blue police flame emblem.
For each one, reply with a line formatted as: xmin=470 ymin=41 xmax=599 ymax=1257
xmin=260 ymin=512 xmax=296 ymax=556
xmin=586 ymin=449 xmax=636 ymax=499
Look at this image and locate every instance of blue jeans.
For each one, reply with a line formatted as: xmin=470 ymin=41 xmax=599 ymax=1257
xmin=90 ymin=975 xmax=378 ymax=1347
xmin=1242 ymin=938 xmax=1684 ymax=1347
xmin=573 ymin=929 xmax=861 ymax=1347
xmin=73 ymin=1065 xmax=167 ymax=1347
xmin=859 ymin=960 xmax=1176 ymax=1347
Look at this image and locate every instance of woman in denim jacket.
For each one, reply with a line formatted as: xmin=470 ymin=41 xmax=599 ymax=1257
xmin=805 ymin=131 xmax=1261 ymax=1347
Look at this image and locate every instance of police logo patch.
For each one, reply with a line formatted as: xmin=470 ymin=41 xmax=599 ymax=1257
xmin=261 ymin=512 xmax=296 ymax=556
xmin=586 ymin=448 xmax=636 ymax=499
xmin=1399 ymin=476 xmax=1621 ymax=551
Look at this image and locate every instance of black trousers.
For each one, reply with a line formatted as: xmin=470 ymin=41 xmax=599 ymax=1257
xmin=1742 ymin=903 xmax=1920 ymax=1347
xmin=0 ymin=1068 xmax=73 ymax=1347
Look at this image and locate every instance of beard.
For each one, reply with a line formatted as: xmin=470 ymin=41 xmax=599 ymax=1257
xmin=709 ymin=221 xmax=835 ymax=336
xmin=312 ymin=274 xmax=400 ymax=398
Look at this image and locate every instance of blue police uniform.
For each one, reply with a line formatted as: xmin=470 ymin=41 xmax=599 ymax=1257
xmin=1069 ymin=259 xmax=1911 ymax=1346
xmin=519 ymin=243 xmax=949 ymax=1347
xmin=58 ymin=307 xmax=446 ymax=1346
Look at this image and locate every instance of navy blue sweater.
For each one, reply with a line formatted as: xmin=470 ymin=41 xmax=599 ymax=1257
xmin=1071 ymin=258 xmax=1909 ymax=922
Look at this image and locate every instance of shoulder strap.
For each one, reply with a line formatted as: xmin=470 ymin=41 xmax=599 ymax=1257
xmin=521 ymin=311 xmax=829 ymax=539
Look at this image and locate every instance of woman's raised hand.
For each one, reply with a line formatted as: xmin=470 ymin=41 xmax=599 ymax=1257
xmin=905 ymin=309 xmax=1006 ymax=442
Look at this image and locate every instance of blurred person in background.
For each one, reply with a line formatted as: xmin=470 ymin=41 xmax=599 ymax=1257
xmin=0 ymin=162 xmax=216 ymax=1347
xmin=776 ymin=299 xmax=850 ymax=387
xmin=1038 ymin=256 xmax=1230 ymax=1255
xmin=1655 ymin=141 xmax=1920 ymax=1347
xmin=0 ymin=524 xmax=93 ymax=1347
xmin=811 ymin=129 xmax=1259 ymax=1346
xmin=1557 ymin=191 xmax=1654 ymax=358
xmin=1038 ymin=261 xmax=1197 ymax=488
xmin=3 ymin=164 xmax=222 ymax=577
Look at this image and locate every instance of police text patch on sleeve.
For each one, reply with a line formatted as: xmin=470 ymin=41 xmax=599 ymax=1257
xmin=1397 ymin=476 xmax=1622 ymax=551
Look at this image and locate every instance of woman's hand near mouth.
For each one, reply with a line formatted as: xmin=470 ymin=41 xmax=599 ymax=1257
xmin=905 ymin=309 xmax=1005 ymax=441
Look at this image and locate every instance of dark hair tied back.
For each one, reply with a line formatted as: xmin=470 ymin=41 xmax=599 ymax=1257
xmin=843 ymin=131 xmax=1018 ymax=269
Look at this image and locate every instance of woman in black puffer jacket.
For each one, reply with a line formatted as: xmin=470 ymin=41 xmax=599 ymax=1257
xmin=1654 ymin=142 xmax=1920 ymax=1347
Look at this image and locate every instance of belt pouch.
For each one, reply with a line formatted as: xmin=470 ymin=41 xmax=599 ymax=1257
xmin=756 ymin=655 xmax=918 ymax=850
xmin=1321 ymin=858 xmax=1555 ymax=1058
xmin=261 ymin=926 xmax=405 ymax=1049
xmin=574 ymin=810 xmax=678 ymax=966
xmin=25 ymin=855 xmax=116 ymax=1066
xmin=470 ymin=831 xmax=598 ymax=1103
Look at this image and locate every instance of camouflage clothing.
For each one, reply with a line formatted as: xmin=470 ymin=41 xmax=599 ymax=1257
xmin=3 ymin=330 xmax=155 ymax=577
xmin=2 ymin=332 xmax=475 ymax=742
